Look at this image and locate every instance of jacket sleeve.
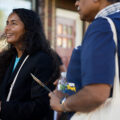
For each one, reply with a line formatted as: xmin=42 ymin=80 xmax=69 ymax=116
xmin=0 ymin=53 xmax=55 ymax=120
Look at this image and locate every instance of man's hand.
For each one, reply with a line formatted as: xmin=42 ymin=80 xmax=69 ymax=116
xmin=49 ymin=90 xmax=68 ymax=112
xmin=49 ymin=92 xmax=63 ymax=112
xmin=49 ymin=84 xmax=111 ymax=113
xmin=53 ymin=90 xmax=67 ymax=98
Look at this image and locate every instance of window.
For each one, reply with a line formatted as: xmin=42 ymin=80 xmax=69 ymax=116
xmin=56 ymin=23 xmax=74 ymax=49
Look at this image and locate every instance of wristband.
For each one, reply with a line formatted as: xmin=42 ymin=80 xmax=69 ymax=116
xmin=60 ymin=97 xmax=66 ymax=104
xmin=60 ymin=97 xmax=67 ymax=112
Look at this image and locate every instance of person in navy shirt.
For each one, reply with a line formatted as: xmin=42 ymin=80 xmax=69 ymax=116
xmin=49 ymin=0 xmax=120 ymax=119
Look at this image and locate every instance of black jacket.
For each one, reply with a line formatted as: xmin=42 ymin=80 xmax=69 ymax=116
xmin=0 ymin=51 xmax=55 ymax=120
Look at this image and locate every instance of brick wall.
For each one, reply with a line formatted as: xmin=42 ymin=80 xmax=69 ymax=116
xmin=37 ymin=0 xmax=45 ymax=30
xmin=37 ymin=0 xmax=77 ymax=48
xmin=56 ymin=0 xmax=76 ymax=11
xmin=47 ymin=0 xmax=52 ymax=43
xmin=37 ymin=0 xmax=54 ymax=46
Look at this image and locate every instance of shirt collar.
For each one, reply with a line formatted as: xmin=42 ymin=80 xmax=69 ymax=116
xmin=95 ymin=2 xmax=120 ymax=19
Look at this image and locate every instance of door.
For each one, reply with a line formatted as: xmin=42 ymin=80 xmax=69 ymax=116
xmin=56 ymin=17 xmax=75 ymax=68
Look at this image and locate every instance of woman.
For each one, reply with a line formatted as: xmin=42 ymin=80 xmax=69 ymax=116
xmin=0 ymin=8 xmax=60 ymax=120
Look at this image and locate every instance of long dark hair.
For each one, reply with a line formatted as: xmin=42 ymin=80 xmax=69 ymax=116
xmin=0 ymin=8 xmax=60 ymax=84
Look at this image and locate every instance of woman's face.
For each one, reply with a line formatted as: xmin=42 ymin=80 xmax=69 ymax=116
xmin=5 ymin=13 xmax=25 ymax=46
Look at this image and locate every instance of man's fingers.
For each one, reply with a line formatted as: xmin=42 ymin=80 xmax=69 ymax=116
xmin=48 ymin=92 xmax=54 ymax=97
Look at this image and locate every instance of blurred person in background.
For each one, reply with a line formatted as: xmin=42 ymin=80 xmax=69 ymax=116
xmin=52 ymin=51 xmax=66 ymax=120
xmin=53 ymin=52 xmax=66 ymax=86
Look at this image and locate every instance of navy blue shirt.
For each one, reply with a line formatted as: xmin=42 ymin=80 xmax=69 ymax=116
xmin=65 ymin=12 xmax=120 ymax=119
xmin=67 ymin=12 xmax=120 ymax=91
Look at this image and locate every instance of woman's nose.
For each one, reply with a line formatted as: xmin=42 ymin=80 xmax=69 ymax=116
xmin=5 ymin=24 xmax=10 ymax=32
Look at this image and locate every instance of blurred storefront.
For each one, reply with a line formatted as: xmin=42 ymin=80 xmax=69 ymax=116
xmin=37 ymin=0 xmax=85 ymax=67
xmin=0 ymin=0 xmax=88 ymax=67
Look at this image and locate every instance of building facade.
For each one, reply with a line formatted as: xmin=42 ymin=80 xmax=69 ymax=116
xmin=38 ymin=0 xmax=86 ymax=67
xmin=0 ymin=0 xmax=87 ymax=67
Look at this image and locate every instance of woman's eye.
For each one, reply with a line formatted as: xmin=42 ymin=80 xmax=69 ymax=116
xmin=12 ymin=22 xmax=17 ymax=25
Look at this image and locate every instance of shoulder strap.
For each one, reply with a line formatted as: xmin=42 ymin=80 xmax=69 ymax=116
xmin=6 ymin=55 xmax=29 ymax=102
xmin=104 ymin=17 xmax=120 ymax=98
